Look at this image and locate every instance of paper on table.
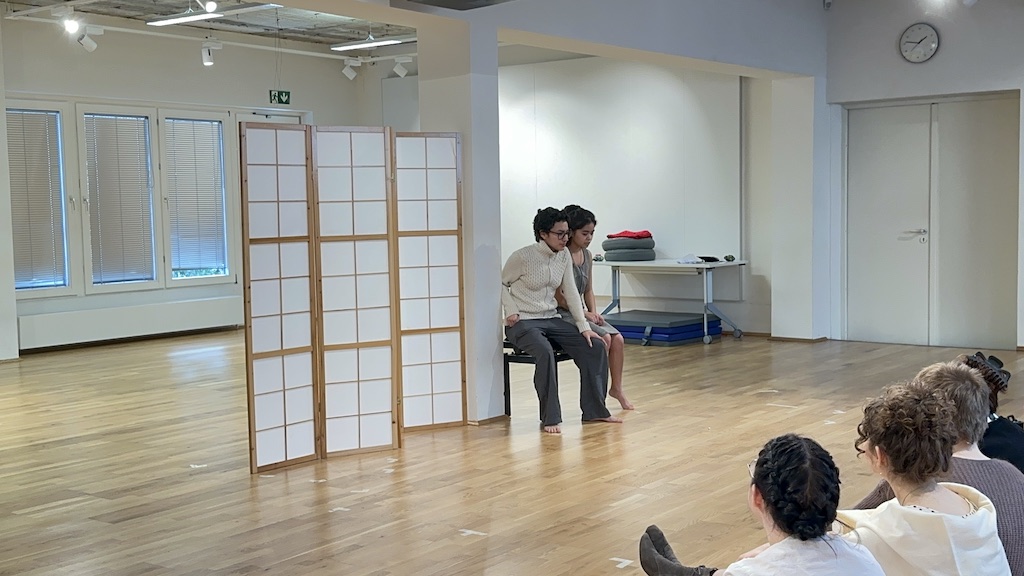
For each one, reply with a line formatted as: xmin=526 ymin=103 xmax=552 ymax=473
xmin=677 ymin=253 xmax=701 ymax=264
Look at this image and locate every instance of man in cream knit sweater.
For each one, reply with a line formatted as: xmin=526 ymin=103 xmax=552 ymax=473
xmin=502 ymin=208 xmax=621 ymax=434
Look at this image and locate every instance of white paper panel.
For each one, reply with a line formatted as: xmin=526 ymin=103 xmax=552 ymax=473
xmin=398 ymin=237 xmax=429 ymax=268
xmin=353 ymin=167 xmax=387 ymax=201
xmin=277 ymin=130 xmax=307 ymax=165
xmin=428 ymin=266 xmax=459 ymax=298
xmin=279 ymin=202 xmax=309 ymax=237
xmin=317 ymin=132 xmax=351 ymax=167
xmin=322 ymin=276 xmax=356 ymax=311
xmin=399 ymin=268 xmax=429 ymax=299
xmin=324 ymin=349 xmax=358 ymax=383
xmin=319 ymin=202 xmax=354 ymax=237
xmin=402 ymin=364 xmax=432 ymax=396
xmin=321 ymin=241 xmax=355 ymax=276
xmin=250 ymin=280 xmax=281 ymax=317
xmin=280 ymin=277 xmax=310 ymax=314
xmin=351 ymin=132 xmax=386 ymax=166
xmin=359 ymin=347 xmax=392 ymax=380
xmin=283 ymin=353 xmax=313 ymax=389
xmin=247 ymin=166 xmax=278 ymax=201
xmin=357 ymin=308 xmax=391 ymax=342
xmin=360 ymin=413 xmax=393 ymax=447
xmin=401 ymin=334 xmax=432 ymax=365
xmin=397 ymin=169 xmax=427 ymax=200
xmin=426 ymin=137 xmax=457 ymax=169
xmin=255 ymin=428 xmax=286 ymax=466
xmin=245 ymin=129 xmax=277 ymax=165
xmin=396 ymin=136 xmax=426 ymax=168
xmin=398 ymin=201 xmax=428 ymax=231
xmin=253 ymin=356 xmax=283 ymax=395
xmin=356 ymin=274 xmax=391 ymax=308
xmin=360 ymin=379 xmax=392 ymax=414
xmin=323 ymin=310 xmax=357 ymax=345
xmin=248 ymin=203 xmax=279 ymax=238
xmin=286 ymin=421 xmax=315 ymax=458
xmin=251 ymin=316 xmax=282 ymax=353
xmin=282 ymin=313 xmax=311 ymax=349
xmin=430 ymin=298 xmax=461 ymax=329
xmin=280 ymin=243 xmax=310 ymax=277
xmin=326 ymin=417 xmax=359 ymax=452
xmin=254 ymin=391 xmax=284 ymax=431
xmin=400 ymin=299 xmax=431 ymax=331
xmin=427 ymin=200 xmax=458 ymax=231
xmin=428 ymin=235 xmax=459 ymax=266
xmin=277 ymin=166 xmax=308 ymax=202
xmin=427 ymin=169 xmax=457 ymax=200
xmin=318 ymin=167 xmax=353 ymax=202
xmin=355 ymin=241 xmax=389 ymax=274
xmin=433 ymin=392 xmax=463 ymax=424
xmin=430 ymin=332 xmax=462 ymax=363
xmin=285 ymin=386 xmax=314 ymax=424
xmin=403 ymin=395 xmax=433 ymax=427
xmin=353 ymin=202 xmax=388 ymax=236
xmin=326 ymin=382 xmax=360 ymax=418
xmin=432 ymin=362 xmax=462 ymax=394
xmin=249 ymin=244 xmax=280 ymax=280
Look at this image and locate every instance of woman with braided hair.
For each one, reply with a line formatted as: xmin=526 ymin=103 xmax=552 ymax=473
xmin=639 ymin=434 xmax=883 ymax=576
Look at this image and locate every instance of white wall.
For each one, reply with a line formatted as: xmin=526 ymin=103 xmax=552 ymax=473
xmin=2 ymin=16 xmax=360 ymax=350
xmin=0 ymin=24 xmax=17 ymax=359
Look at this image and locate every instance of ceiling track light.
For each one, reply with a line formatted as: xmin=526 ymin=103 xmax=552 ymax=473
xmin=76 ymin=25 xmax=103 ymax=52
xmin=392 ymin=56 xmax=413 ymax=78
xmin=342 ymin=58 xmax=362 ymax=80
xmin=202 ymin=38 xmax=222 ymax=67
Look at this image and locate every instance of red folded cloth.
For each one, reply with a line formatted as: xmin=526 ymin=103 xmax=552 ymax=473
xmin=607 ymin=230 xmax=653 ymax=239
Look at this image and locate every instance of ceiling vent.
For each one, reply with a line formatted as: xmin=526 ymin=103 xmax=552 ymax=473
xmin=401 ymin=0 xmax=518 ymax=10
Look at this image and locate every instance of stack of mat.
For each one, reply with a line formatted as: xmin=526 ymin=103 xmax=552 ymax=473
xmin=604 ymin=310 xmax=723 ymax=346
xmin=602 ymin=230 xmax=656 ymax=262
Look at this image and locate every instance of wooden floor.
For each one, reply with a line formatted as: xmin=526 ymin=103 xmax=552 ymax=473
xmin=1 ymin=333 xmax=1021 ymax=575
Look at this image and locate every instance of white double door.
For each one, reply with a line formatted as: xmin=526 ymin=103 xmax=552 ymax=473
xmin=847 ymin=97 xmax=1019 ymax=349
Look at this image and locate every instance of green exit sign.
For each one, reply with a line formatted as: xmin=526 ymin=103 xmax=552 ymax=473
xmin=269 ymin=90 xmax=291 ymax=105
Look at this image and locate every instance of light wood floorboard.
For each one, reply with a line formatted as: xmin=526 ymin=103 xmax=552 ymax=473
xmin=1 ymin=332 xmax=1021 ymax=574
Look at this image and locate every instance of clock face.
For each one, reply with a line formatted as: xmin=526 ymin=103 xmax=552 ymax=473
xmin=900 ymin=23 xmax=939 ymax=63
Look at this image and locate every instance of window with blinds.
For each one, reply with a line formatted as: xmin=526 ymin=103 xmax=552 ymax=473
xmin=7 ymin=109 xmax=68 ymax=290
xmin=83 ymin=113 xmax=156 ymax=285
xmin=164 ymin=118 xmax=228 ymax=279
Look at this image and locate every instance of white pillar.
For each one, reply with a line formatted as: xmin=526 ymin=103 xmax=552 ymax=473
xmin=0 ymin=23 xmax=20 ymax=360
xmin=417 ymin=20 xmax=503 ymax=421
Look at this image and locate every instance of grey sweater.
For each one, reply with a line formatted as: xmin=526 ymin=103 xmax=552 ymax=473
xmin=854 ymin=457 xmax=1024 ymax=576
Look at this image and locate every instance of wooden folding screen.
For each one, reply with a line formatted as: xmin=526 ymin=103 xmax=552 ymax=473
xmin=241 ymin=124 xmax=465 ymax=473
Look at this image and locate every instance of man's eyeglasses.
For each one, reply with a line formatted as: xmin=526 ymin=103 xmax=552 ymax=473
xmin=548 ymin=230 xmax=570 ymax=239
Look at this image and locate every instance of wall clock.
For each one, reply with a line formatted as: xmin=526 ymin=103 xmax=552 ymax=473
xmin=900 ymin=23 xmax=940 ymax=63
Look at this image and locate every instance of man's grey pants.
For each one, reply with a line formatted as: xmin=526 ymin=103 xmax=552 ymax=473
xmin=505 ymin=317 xmax=612 ymax=426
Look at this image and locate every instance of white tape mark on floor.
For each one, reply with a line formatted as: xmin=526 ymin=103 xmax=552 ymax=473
xmin=824 ymin=420 xmax=837 ymax=425
xmin=383 ymin=468 xmax=395 ymax=474
xmin=351 ymin=489 xmax=369 ymax=494
xmin=329 ymin=507 xmax=350 ymax=513
xmin=259 ymin=475 xmax=275 ymax=478
xmin=756 ymin=389 xmax=780 ymax=394
xmin=766 ymin=403 xmax=798 ymax=409
xmin=189 ymin=464 xmax=208 ymax=469
xmin=832 ymin=409 xmax=846 ymax=415
xmin=459 ymin=529 xmax=487 ymax=537
xmin=611 ymin=558 xmax=633 ymax=569
xmin=309 ymin=479 xmax=327 ymax=483
xmin=386 ymin=457 xmax=399 ymax=463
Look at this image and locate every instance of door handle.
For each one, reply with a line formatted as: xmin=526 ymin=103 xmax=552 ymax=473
xmin=902 ymin=229 xmax=927 ymax=235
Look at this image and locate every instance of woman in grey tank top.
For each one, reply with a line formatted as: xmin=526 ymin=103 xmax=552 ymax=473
xmin=556 ymin=205 xmax=633 ymax=410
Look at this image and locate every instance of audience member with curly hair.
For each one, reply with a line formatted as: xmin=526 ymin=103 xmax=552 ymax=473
xmin=852 ymin=362 xmax=1024 ymax=574
xmin=638 ymin=434 xmax=884 ymax=576
xmin=835 ymin=381 xmax=1011 ymax=575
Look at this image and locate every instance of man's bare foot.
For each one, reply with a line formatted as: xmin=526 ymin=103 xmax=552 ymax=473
xmin=543 ymin=424 xmax=561 ymax=434
xmin=584 ymin=416 xmax=623 ymax=424
xmin=610 ymin=391 xmax=634 ymax=410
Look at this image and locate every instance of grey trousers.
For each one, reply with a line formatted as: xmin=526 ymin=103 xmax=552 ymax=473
xmin=505 ymin=317 xmax=611 ymax=426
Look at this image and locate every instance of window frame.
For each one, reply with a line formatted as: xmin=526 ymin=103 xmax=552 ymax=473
xmin=76 ymin=103 xmax=165 ymax=295
xmin=157 ymin=109 xmax=236 ymax=288
xmin=8 ymin=99 xmax=82 ymax=300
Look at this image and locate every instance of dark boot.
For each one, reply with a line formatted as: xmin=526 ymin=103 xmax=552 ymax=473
xmin=639 ymin=525 xmax=718 ymax=576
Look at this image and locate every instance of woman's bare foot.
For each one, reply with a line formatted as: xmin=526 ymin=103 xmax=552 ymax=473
xmin=543 ymin=424 xmax=561 ymax=434
xmin=610 ymin=390 xmax=634 ymax=410
xmin=584 ymin=416 xmax=623 ymax=424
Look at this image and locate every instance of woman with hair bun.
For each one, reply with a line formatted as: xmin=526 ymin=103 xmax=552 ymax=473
xmin=639 ymin=434 xmax=883 ymax=576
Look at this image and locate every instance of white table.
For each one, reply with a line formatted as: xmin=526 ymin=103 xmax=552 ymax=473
xmin=594 ymin=259 xmax=747 ymax=344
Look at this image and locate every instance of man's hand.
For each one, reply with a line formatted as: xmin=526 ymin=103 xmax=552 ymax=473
xmin=505 ymin=314 xmax=520 ymax=327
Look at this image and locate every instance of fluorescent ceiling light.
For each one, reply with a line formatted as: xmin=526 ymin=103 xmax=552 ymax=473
xmin=218 ymin=2 xmax=282 ymax=16
xmin=147 ymin=11 xmax=223 ymax=26
xmin=330 ymin=35 xmax=415 ymax=52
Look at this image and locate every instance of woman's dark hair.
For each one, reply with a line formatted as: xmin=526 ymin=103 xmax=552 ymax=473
xmin=752 ymin=434 xmax=840 ymax=541
xmin=533 ymin=207 xmax=567 ymax=242
xmin=854 ymin=380 xmax=957 ymax=485
xmin=563 ymin=204 xmax=597 ymax=231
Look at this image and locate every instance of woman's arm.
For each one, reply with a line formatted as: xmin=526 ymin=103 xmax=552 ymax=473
xmin=583 ymin=252 xmax=601 ymax=321
xmin=500 ymin=251 xmax=524 ymax=320
xmin=560 ymin=257 xmax=591 ymax=333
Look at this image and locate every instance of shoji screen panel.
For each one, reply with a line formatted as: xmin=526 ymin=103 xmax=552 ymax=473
xmin=241 ymin=124 xmax=319 ymax=473
xmin=313 ymin=127 xmax=400 ymax=454
xmin=393 ymin=133 xmax=467 ymax=429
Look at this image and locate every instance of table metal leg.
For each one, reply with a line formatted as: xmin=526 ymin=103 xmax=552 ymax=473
xmin=704 ymin=268 xmax=743 ymax=340
xmin=601 ymin=266 xmax=621 ymax=315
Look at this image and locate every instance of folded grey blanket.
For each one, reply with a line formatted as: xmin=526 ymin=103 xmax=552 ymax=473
xmin=603 ymin=248 xmax=656 ymax=262
xmin=602 ymin=237 xmax=655 ymax=251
